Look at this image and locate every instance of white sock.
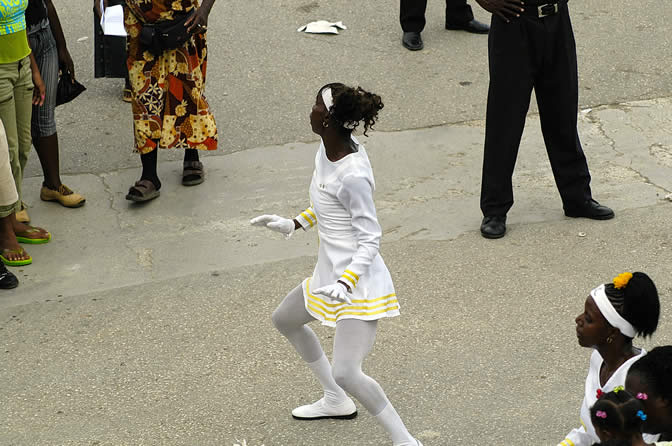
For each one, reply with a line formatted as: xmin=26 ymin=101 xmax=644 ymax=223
xmin=374 ymin=403 xmax=416 ymax=446
xmin=306 ymin=354 xmax=348 ymax=406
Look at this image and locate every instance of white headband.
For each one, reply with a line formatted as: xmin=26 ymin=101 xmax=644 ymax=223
xmin=321 ymin=87 xmax=358 ymax=130
xmin=321 ymin=88 xmax=334 ymax=111
xmin=591 ymin=284 xmax=637 ymax=338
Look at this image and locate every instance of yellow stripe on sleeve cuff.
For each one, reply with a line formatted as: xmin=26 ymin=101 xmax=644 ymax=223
xmin=341 ymin=270 xmax=359 ymax=289
xmin=295 ymin=208 xmax=317 ymax=229
xmin=300 ymin=212 xmax=315 ymax=227
xmin=341 ymin=274 xmax=356 ymax=288
xmin=344 ymin=269 xmax=359 ymax=281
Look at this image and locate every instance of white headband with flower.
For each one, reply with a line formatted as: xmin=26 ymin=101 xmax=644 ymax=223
xmin=591 ymin=284 xmax=636 ymax=338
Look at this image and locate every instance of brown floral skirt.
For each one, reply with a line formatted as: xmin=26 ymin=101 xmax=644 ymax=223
xmin=124 ymin=2 xmax=217 ymax=154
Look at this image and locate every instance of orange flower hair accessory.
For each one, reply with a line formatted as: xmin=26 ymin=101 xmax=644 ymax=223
xmin=613 ymin=272 xmax=633 ymax=289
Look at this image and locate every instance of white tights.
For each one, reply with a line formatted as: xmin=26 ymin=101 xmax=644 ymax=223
xmin=272 ymin=285 xmax=417 ymax=445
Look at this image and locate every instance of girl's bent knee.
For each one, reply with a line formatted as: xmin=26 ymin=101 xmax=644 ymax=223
xmin=271 ymin=308 xmax=285 ymax=333
xmin=271 ymin=308 xmax=299 ymax=336
xmin=332 ymin=363 xmax=358 ymax=392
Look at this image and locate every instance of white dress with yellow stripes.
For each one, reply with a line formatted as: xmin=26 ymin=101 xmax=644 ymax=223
xmin=559 ymin=348 xmax=659 ymax=446
xmin=294 ymin=137 xmax=399 ymax=328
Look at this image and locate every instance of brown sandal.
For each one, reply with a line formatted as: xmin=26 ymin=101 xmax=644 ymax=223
xmin=182 ymin=161 xmax=204 ymax=186
xmin=125 ymin=179 xmax=160 ymax=202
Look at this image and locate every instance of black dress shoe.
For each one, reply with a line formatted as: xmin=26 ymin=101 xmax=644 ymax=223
xmin=402 ymin=32 xmax=423 ymax=51
xmin=480 ymin=215 xmax=506 ymax=239
xmin=564 ymin=199 xmax=615 ymax=220
xmin=445 ymin=19 xmax=490 ymax=34
xmin=0 ymin=263 xmax=18 ymax=289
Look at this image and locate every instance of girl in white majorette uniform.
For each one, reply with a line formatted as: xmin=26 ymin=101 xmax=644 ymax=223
xmin=251 ymin=83 xmax=422 ymax=446
xmin=559 ymin=272 xmax=661 ymax=446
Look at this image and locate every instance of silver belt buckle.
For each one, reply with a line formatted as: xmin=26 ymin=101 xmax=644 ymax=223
xmin=537 ymin=3 xmax=559 ymax=17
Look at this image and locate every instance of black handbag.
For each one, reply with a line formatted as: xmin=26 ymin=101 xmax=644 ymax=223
xmin=139 ymin=11 xmax=196 ymax=56
xmin=55 ymin=70 xmax=86 ymax=106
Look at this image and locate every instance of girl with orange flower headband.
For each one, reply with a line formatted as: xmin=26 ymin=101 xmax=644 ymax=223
xmin=557 ymin=272 xmax=661 ymax=446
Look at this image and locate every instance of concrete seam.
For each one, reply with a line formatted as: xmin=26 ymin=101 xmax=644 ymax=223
xmin=98 ymin=173 xmax=125 ymax=230
xmin=585 ymin=108 xmax=672 ymax=195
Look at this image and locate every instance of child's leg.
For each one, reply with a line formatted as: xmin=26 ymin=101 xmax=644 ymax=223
xmin=333 ymin=319 xmax=418 ymax=446
xmin=272 ymin=285 xmax=348 ymax=406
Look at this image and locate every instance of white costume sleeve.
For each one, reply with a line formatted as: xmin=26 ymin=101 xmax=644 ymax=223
xmin=335 ymin=174 xmax=381 ymax=290
xmin=559 ymin=425 xmax=593 ymax=446
xmin=294 ymin=206 xmax=317 ymax=230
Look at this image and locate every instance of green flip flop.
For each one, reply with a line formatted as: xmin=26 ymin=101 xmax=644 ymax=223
xmin=1 ymin=248 xmax=32 ymax=266
xmin=15 ymin=227 xmax=51 ymax=244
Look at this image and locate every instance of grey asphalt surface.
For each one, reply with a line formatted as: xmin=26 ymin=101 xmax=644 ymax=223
xmin=3 ymin=0 xmax=672 ymax=445
xmin=24 ymin=0 xmax=672 ymax=177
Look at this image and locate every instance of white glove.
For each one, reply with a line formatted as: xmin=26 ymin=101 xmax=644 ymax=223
xmin=250 ymin=214 xmax=295 ymax=238
xmin=313 ymin=282 xmax=353 ymax=305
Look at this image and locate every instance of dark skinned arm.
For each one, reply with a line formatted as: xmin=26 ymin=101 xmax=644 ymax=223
xmin=93 ymin=0 xmax=106 ymax=19
xmin=184 ymin=0 xmax=215 ymax=34
xmin=474 ymin=0 xmax=525 ymax=22
xmin=28 ymin=44 xmax=46 ymax=106
xmin=45 ymin=0 xmax=75 ymax=78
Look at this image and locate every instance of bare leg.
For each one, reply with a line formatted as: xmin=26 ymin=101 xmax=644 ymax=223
xmin=0 ymin=214 xmax=30 ymax=263
xmin=34 ymin=133 xmax=61 ymax=189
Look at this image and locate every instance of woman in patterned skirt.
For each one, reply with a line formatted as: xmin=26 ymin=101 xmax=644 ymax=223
xmin=123 ymin=0 xmax=217 ymax=202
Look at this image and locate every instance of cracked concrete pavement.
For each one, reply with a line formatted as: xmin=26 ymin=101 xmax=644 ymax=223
xmin=2 ymin=0 xmax=672 ymax=445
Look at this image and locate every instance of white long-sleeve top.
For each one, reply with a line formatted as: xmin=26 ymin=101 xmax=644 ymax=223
xmin=294 ymin=137 xmax=399 ymax=327
xmin=559 ymin=349 xmax=659 ymax=446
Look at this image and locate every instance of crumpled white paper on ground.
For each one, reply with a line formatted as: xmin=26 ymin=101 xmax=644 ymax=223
xmin=297 ymin=21 xmax=347 ymax=34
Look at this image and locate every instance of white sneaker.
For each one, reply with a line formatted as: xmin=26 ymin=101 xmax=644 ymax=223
xmin=291 ymin=397 xmax=357 ymax=420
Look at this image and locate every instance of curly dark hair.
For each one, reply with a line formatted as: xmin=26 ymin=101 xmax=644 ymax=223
xmin=628 ymin=346 xmax=672 ymax=402
xmin=320 ymin=83 xmax=384 ymax=136
xmin=590 ymin=390 xmax=646 ymax=437
xmin=604 ymin=272 xmax=659 ymax=338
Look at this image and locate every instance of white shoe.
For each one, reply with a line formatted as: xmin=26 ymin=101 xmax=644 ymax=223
xmin=291 ymin=397 xmax=357 ymax=420
xmin=393 ymin=440 xmax=423 ymax=446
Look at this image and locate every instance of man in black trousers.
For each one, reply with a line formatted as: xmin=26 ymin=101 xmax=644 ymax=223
xmin=401 ymin=0 xmax=490 ymax=51
xmin=476 ymin=0 xmax=614 ymax=239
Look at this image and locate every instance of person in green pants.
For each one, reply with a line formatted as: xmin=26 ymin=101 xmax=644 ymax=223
xmin=0 ymin=0 xmax=52 ymax=265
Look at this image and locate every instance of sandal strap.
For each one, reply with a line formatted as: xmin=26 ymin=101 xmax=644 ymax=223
xmin=2 ymin=247 xmax=28 ymax=256
xmin=183 ymin=161 xmax=204 ymax=177
xmin=183 ymin=160 xmax=203 ymax=170
xmin=131 ymin=179 xmax=157 ymax=192
xmin=18 ymin=226 xmax=41 ymax=234
xmin=15 ymin=225 xmax=49 ymax=237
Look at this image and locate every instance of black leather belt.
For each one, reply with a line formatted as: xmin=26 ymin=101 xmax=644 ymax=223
xmin=521 ymin=0 xmax=568 ymax=18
